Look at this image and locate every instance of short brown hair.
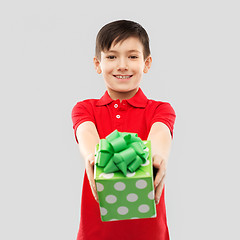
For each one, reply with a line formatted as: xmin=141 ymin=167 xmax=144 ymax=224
xmin=95 ymin=20 xmax=151 ymax=60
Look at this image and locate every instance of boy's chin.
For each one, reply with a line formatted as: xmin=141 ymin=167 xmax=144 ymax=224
xmin=108 ymin=86 xmax=139 ymax=93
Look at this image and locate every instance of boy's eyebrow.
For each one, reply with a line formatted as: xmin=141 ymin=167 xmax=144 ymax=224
xmin=128 ymin=50 xmax=141 ymax=53
xmin=105 ymin=50 xmax=141 ymax=54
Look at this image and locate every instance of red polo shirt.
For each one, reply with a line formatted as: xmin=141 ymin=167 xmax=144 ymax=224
xmin=72 ymin=88 xmax=176 ymax=240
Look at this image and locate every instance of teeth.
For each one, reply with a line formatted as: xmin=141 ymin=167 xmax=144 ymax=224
xmin=115 ymin=75 xmax=131 ymax=79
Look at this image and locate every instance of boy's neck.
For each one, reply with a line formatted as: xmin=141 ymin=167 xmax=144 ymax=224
xmin=107 ymin=87 xmax=139 ymax=102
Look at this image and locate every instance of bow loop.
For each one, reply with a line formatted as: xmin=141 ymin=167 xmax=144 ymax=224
xmin=96 ymin=130 xmax=148 ymax=176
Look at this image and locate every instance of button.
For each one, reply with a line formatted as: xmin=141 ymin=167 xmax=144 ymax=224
xmin=114 ymin=104 xmax=118 ymax=108
xmin=116 ymin=115 xmax=120 ymax=119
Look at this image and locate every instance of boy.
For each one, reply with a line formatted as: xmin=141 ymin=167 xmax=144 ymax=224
xmin=72 ymin=20 xmax=176 ymax=240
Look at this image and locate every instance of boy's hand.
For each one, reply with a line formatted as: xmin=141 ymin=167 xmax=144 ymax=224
xmin=152 ymin=154 xmax=166 ymax=205
xmin=85 ymin=153 xmax=99 ymax=203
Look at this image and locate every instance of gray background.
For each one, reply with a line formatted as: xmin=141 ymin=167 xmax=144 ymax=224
xmin=1 ymin=0 xmax=239 ymax=239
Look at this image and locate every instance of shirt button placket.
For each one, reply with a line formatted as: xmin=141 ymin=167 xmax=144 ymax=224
xmin=114 ymin=102 xmax=121 ymax=129
xmin=114 ymin=103 xmax=120 ymax=119
xmin=116 ymin=104 xmax=120 ymax=119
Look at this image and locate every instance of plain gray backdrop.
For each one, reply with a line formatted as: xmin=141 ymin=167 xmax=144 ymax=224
xmin=1 ymin=0 xmax=239 ymax=239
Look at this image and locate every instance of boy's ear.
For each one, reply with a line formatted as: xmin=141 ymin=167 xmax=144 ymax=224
xmin=93 ymin=57 xmax=102 ymax=74
xmin=143 ymin=56 xmax=152 ymax=73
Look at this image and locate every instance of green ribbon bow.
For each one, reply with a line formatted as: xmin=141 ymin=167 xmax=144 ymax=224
xmin=96 ymin=130 xmax=149 ymax=176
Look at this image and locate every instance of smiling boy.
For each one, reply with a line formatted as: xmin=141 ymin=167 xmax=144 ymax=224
xmin=94 ymin=36 xmax=152 ymax=101
xmin=72 ymin=20 xmax=176 ymax=240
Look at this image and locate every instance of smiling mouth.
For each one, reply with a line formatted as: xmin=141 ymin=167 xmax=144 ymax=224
xmin=113 ymin=75 xmax=133 ymax=79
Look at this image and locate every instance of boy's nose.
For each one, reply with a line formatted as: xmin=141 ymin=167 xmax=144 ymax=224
xmin=117 ymin=59 xmax=128 ymax=71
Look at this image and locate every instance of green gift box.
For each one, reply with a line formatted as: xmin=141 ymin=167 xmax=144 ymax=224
xmin=94 ymin=130 xmax=156 ymax=222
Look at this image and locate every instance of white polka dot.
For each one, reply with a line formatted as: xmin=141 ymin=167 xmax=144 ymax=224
xmin=127 ymin=193 xmax=138 ymax=202
xmin=138 ymin=204 xmax=150 ymax=213
xmin=148 ymin=190 xmax=154 ymax=200
xmin=126 ymin=171 xmax=136 ymax=177
xmin=99 ymin=173 xmax=114 ymax=179
xmin=109 ymin=219 xmax=118 ymax=221
xmin=131 ymin=217 xmax=139 ymax=219
xmin=117 ymin=206 xmax=128 ymax=215
xmin=114 ymin=182 xmax=126 ymax=191
xmin=105 ymin=195 xmax=117 ymax=204
xmin=144 ymin=147 xmax=149 ymax=152
xmin=96 ymin=183 xmax=104 ymax=192
xmin=136 ymin=180 xmax=147 ymax=189
xmin=141 ymin=159 xmax=150 ymax=166
xmin=100 ymin=207 xmax=108 ymax=216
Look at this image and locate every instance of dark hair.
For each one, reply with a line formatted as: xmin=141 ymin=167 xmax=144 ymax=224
xmin=95 ymin=20 xmax=150 ymax=60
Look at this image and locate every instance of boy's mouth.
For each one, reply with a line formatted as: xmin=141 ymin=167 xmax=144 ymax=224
xmin=113 ymin=75 xmax=133 ymax=79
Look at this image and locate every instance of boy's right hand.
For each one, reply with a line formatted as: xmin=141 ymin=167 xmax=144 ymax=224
xmin=85 ymin=153 xmax=99 ymax=203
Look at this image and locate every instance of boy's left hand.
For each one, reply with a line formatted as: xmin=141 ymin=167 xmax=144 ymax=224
xmin=152 ymin=154 xmax=167 ymax=205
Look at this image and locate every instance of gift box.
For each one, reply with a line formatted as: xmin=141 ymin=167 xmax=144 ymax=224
xmin=94 ymin=130 xmax=156 ymax=222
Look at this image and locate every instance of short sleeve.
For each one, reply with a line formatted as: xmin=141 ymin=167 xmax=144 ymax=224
xmin=71 ymin=100 xmax=96 ymax=143
xmin=150 ymin=102 xmax=176 ymax=137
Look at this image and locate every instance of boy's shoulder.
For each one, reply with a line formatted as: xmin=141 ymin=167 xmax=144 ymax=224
xmin=72 ymin=98 xmax=99 ymax=115
xmin=73 ymin=98 xmax=99 ymax=107
xmin=145 ymin=98 xmax=176 ymax=119
xmin=147 ymin=98 xmax=174 ymax=109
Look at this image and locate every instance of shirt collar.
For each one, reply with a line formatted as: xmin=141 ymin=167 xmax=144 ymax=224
xmin=96 ymin=87 xmax=148 ymax=108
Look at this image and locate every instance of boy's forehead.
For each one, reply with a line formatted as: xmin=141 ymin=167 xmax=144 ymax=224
xmin=106 ymin=37 xmax=144 ymax=52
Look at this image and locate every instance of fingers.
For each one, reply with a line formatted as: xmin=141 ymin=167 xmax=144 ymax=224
xmin=155 ymin=175 xmax=165 ymax=204
xmin=86 ymin=154 xmax=99 ymax=203
xmin=153 ymin=158 xmax=166 ymax=189
xmin=152 ymin=155 xmax=166 ymax=204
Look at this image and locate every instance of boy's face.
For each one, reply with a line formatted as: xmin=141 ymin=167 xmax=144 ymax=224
xmin=94 ymin=37 xmax=152 ymax=99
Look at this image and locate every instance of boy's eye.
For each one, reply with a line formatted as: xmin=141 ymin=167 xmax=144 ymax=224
xmin=107 ymin=56 xmax=116 ymax=59
xmin=129 ymin=56 xmax=138 ymax=59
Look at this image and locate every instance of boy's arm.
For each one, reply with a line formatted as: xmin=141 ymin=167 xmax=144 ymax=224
xmin=76 ymin=121 xmax=100 ymax=202
xmin=147 ymin=122 xmax=172 ymax=204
